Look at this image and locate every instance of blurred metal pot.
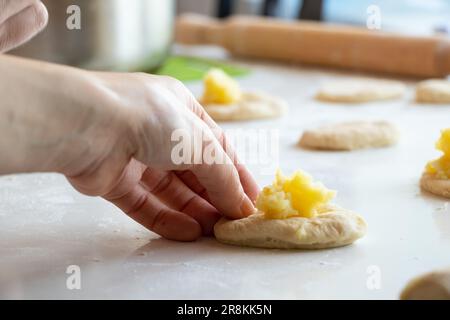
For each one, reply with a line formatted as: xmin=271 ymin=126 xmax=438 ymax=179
xmin=11 ymin=0 xmax=175 ymax=71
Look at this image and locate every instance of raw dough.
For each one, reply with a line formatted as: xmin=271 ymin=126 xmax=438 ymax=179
xmin=420 ymin=173 xmax=450 ymax=199
xmin=400 ymin=268 xmax=450 ymax=300
xmin=298 ymin=121 xmax=399 ymax=151
xmin=416 ymin=79 xmax=450 ymax=103
xmin=214 ymin=204 xmax=367 ymax=249
xmin=316 ymin=79 xmax=406 ymax=103
xmin=203 ymin=91 xmax=287 ymax=121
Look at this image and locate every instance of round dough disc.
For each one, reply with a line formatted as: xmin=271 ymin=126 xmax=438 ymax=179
xmin=299 ymin=121 xmax=399 ymax=151
xmin=400 ymin=268 xmax=450 ymax=300
xmin=416 ymin=79 xmax=450 ymax=103
xmin=420 ymin=172 xmax=450 ymax=199
xmin=316 ymin=79 xmax=406 ymax=103
xmin=203 ymin=92 xmax=287 ymax=121
xmin=214 ymin=205 xmax=367 ymax=249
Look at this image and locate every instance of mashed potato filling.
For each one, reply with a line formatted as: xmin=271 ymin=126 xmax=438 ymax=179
xmin=256 ymin=170 xmax=336 ymax=219
xmin=200 ymin=68 xmax=242 ymax=105
xmin=426 ymin=128 xmax=450 ymax=179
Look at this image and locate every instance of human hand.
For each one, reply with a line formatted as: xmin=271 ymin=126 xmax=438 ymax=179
xmin=0 ymin=0 xmax=48 ymax=53
xmin=0 ymin=55 xmax=259 ymax=241
xmin=57 ymin=71 xmax=260 ymax=241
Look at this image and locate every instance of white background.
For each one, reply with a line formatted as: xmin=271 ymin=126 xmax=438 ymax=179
xmin=0 ymin=45 xmax=449 ymax=299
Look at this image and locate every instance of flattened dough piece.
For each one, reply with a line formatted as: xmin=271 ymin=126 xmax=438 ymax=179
xmin=400 ymin=268 xmax=450 ymax=300
xmin=416 ymin=79 xmax=450 ymax=103
xmin=203 ymin=92 xmax=288 ymax=121
xmin=214 ymin=205 xmax=367 ymax=249
xmin=316 ymin=79 xmax=406 ymax=103
xmin=420 ymin=173 xmax=450 ymax=199
xmin=299 ymin=121 xmax=399 ymax=151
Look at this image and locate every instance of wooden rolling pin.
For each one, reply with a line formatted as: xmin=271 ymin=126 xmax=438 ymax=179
xmin=176 ymin=14 xmax=450 ymax=78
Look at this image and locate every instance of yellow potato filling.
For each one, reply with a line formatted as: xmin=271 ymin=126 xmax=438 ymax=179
xmin=256 ymin=170 xmax=336 ymax=219
xmin=200 ymin=68 xmax=242 ymax=105
xmin=425 ymin=128 xmax=450 ymax=179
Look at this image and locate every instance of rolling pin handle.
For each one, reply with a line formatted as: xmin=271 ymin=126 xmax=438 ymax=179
xmin=438 ymin=42 xmax=450 ymax=76
xmin=175 ymin=14 xmax=224 ymax=46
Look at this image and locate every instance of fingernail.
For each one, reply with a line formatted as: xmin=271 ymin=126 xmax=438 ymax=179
xmin=240 ymin=196 xmax=256 ymax=217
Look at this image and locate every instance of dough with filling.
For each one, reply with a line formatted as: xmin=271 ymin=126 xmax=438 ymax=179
xmin=316 ymin=79 xmax=405 ymax=103
xmin=204 ymin=91 xmax=287 ymax=121
xmin=199 ymin=68 xmax=287 ymax=121
xmin=420 ymin=173 xmax=450 ymax=199
xmin=400 ymin=268 xmax=450 ymax=300
xmin=214 ymin=204 xmax=367 ymax=249
xmin=299 ymin=121 xmax=399 ymax=151
xmin=416 ymin=79 xmax=450 ymax=103
xmin=420 ymin=128 xmax=450 ymax=198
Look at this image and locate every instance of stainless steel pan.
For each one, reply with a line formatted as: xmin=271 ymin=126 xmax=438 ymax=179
xmin=11 ymin=0 xmax=175 ymax=71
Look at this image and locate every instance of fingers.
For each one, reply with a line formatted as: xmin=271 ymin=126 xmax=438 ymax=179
xmin=175 ymin=170 xmax=211 ymax=202
xmin=167 ymin=79 xmax=258 ymax=217
xmin=141 ymin=168 xmax=221 ymax=235
xmin=130 ymin=75 xmax=258 ymax=219
xmin=175 ymin=169 xmax=256 ymax=221
xmin=100 ymin=159 xmax=214 ymax=239
xmin=0 ymin=1 xmax=48 ymax=52
xmin=233 ymin=163 xmax=260 ymax=202
xmin=105 ymin=183 xmax=202 ymax=242
xmin=194 ymin=99 xmax=260 ymax=202
xmin=187 ymin=135 xmax=255 ymax=219
xmin=0 ymin=0 xmax=37 ymax=24
xmin=157 ymin=76 xmax=259 ymax=202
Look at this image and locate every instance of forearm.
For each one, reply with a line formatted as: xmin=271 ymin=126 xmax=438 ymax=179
xmin=0 ymin=55 xmax=119 ymax=175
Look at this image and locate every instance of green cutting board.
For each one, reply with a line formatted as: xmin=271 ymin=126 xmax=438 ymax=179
xmin=155 ymin=56 xmax=250 ymax=82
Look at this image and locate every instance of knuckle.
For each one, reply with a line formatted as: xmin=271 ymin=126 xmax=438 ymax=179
xmin=150 ymin=208 xmax=169 ymax=230
xmin=150 ymin=173 xmax=174 ymax=195
xmin=132 ymin=72 xmax=149 ymax=79
xmin=161 ymin=75 xmax=185 ymax=90
xmin=127 ymin=193 xmax=149 ymax=216
xmin=170 ymin=77 xmax=184 ymax=88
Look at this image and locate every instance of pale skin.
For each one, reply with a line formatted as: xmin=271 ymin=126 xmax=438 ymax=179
xmin=0 ymin=0 xmax=259 ymax=241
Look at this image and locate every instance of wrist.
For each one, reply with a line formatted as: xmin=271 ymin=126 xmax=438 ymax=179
xmin=0 ymin=55 xmax=65 ymax=174
xmin=0 ymin=56 xmax=127 ymax=175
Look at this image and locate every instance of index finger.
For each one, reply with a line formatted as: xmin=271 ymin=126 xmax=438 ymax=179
xmin=191 ymin=98 xmax=260 ymax=202
xmin=189 ymin=144 xmax=256 ymax=220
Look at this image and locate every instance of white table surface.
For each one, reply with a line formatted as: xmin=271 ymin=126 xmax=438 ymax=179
xmin=1 ymin=45 xmax=449 ymax=299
